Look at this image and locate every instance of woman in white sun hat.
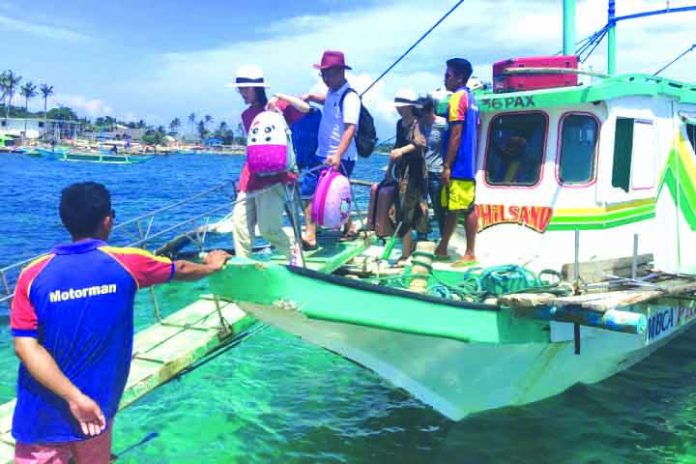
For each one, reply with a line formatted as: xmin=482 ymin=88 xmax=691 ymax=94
xmin=229 ymin=65 xmax=309 ymax=260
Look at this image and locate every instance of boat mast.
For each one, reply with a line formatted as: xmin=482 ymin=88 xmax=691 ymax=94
xmin=563 ymin=0 xmax=576 ymax=56
xmin=607 ymin=0 xmax=617 ymax=74
xmin=607 ymin=0 xmax=696 ymax=75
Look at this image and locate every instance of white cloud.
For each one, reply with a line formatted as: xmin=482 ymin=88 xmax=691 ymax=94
xmin=0 ymin=14 xmax=88 ymax=42
xmin=112 ymin=0 xmax=695 ymax=136
xmin=52 ymin=94 xmax=113 ymax=118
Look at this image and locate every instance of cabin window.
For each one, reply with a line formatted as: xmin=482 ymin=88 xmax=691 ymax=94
xmin=611 ymin=117 xmax=634 ymax=192
xmin=485 ymin=112 xmax=547 ymax=186
xmin=558 ymin=114 xmax=598 ymax=184
xmin=612 ymin=117 xmax=656 ymax=192
xmin=38 ymin=122 xmax=45 ymax=128
xmin=630 ymin=120 xmax=656 ymax=189
xmin=0 ymin=120 xmax=5 ymax=127
xmin=687 ymin=124 xmax=696 ymax=154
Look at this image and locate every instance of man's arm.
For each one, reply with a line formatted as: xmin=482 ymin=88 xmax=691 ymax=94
xmin=13 ymin=337 xmax=106 ymax=437
xmin=301 ymin=92 xmax=326 ymax=105
xmin=172 ymin=250 xmax=230 ymax=282
xmin=326 ymin=123 xmax=356 ymax=168
xmin=442 ymin=123 xmax=462 ymax=186
xmin=271 ymin=93 xmax=310 ymax=113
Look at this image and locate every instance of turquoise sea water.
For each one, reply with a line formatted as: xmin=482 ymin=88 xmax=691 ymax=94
xmin=2 ymin=153 xmax=696 ymax=463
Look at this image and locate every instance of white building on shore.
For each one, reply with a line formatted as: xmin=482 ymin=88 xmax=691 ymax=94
xmin=0 ymin=117 xmax=83 ymax=140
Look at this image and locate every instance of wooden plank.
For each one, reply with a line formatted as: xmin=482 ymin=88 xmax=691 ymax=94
xmin=553 ymin=289 xmax=664 ymax=312
xmin=0 ymin=439 xmax=12 ymax=464
xmin=0 ymin=298 xmax=255 ymax=462
xmin=561 ymin=254 xmax=653 ymax=283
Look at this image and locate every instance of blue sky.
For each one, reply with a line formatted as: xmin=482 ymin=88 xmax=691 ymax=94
xmin=2 ymin=0 xmax=694 ymax=138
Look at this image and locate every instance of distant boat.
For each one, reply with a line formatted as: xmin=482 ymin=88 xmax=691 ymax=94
xmin=35 ymin=147 xmax=154 ymax=164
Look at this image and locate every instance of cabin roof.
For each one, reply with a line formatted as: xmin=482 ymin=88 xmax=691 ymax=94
xmin=475 ymin=73 xmax=696 ymax=113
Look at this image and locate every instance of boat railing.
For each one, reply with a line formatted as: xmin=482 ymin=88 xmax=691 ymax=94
xmin=0 ymin=182 xmax=237 ymax=315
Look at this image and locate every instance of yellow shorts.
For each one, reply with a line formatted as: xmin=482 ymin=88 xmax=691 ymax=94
xmin=441 ymin=180 xmax=476 ymax=212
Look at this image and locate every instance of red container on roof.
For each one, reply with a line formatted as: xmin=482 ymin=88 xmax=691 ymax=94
xmin=493 ymin=55 xmax=579 ymax=93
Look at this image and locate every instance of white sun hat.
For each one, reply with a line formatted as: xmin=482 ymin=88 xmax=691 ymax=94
xmin=227 ymin=65 xmax=270 ymax=88
xmin=394 ymin=87 xmax=419 ymax=108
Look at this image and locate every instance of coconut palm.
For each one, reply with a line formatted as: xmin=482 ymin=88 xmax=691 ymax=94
xmin=20 ymin=82 xmax=37 ymax=112
xmin=20 ymin=82 xmax=37 ymax=137
xmin=0 ymin=71 xmax=8 ymax=108
xmin=169 ymin=117 xmax=181 ymax=135
xmin=203 ymin=114 xmax=213 ymax=130
xmin=3 ymin=70 xmax=22 ymax=118
xmin=188 ymin=112 xmax=196 ymax=135
xmin=40 ymin=84 xmax=54 ymax=119
xmin=197 ymin=120 xmax=208 ymax=141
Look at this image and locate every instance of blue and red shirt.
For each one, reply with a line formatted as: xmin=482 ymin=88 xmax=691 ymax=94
xmin=10 ymin=238 xmax=174 ymax=444
xmin=447 ymin=86 xmax=479 ymax=180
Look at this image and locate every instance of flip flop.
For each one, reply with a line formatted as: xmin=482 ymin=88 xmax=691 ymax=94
xmin=433 ymin=254 xmax=452 ymax=262
xmin=338 ymin=229 xmax=359 ymax=242
xmin=451 ymin=259 xmax=479 ymax=268
xmin=301 ymin=239 xmax=318 ymax=251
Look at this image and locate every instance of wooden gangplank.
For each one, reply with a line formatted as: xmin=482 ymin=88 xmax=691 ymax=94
xmin=0 ymin=296 xmax=253 ymax=462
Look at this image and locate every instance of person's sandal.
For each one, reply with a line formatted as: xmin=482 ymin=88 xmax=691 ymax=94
xmin=301 ymin=239 xmax=318 ymax=251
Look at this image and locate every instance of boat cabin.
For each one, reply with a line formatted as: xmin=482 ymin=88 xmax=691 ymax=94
xmin=444 ymin=58 xmax=696 ymax=277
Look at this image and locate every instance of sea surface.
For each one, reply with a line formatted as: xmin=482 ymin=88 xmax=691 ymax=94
xmin=1 ymin=153 xmax=696 ymax=463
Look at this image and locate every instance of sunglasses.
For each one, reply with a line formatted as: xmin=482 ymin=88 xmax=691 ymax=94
xmin=110 ymin=209 xmax=116 ymax=220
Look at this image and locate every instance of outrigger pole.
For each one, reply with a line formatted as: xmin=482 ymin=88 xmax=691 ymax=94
xmin=607 ymin=0 xmax=696 ymax=75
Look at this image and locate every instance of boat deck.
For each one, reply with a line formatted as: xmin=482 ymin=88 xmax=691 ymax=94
xmin=0 ymin=296 xmax=254 ymax=463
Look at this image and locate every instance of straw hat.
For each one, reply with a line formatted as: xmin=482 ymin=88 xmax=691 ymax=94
xmin=227 ymin=65 xmax=270 ymax=88
xmin=394 ymin=88 xmax=420 ymax=108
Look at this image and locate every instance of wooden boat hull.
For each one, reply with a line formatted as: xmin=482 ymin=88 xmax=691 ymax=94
xmin=211 ymin=260 xmax=696 ymax=420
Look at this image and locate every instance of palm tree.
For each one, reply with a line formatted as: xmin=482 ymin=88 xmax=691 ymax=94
xmin=20 ymin=82 xmax=37 ymax=112
xmin=0 ymin=71 xmax=8 ymax=109
xmin=40 ymin=84 xmax=54 ymax=132
xmin=203 ymin=114 xmax=213 ymax=131
xmin=20 ymin=82 xmax=37 ymax=138
xmin=3 ymin=70 xmax=21 ymax=118
xmin=169 ymin=117 xmax=181 ymax=136
xmin=197 ymin=120 xmax=207 ymax=141
xmin=188 ymin=112 xmax=196 ymax=136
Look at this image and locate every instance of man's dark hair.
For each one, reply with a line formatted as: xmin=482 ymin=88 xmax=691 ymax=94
xmin=419 ymin=96 xmax=436 ymax=114
xmin=59 ymin=182 xmax=112 ymax=238
xmin=446 ymin=58 xmax=473 ymax=85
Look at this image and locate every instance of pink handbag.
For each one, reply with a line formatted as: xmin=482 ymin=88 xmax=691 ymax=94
xmin=311 ymin=168 xmax=352 ymax=229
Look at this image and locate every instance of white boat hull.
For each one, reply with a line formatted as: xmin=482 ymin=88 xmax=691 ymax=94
xmin=239 ymin=301 xmax=690 ymax=420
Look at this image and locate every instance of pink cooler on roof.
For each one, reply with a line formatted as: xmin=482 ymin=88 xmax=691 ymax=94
xmin=246 ymin=111 xmax=296 ymax=176
xmin=311 ymin=168 xmax=352 ymax=229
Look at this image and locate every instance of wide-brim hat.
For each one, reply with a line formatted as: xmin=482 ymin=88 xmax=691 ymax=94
xmin=226 ymin=65 xmax=270 ymax=88
xmin=394 ymin=87 xmax=420 ymax=108
xmin=313 ymin=50 xmax=352 ymax=70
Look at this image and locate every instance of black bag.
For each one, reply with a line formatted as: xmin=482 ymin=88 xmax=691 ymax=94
xmin=339 ymin=88 xmax=377 ymax=158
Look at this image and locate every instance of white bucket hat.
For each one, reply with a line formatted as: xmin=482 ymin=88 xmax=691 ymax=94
xmin=394 ymin=87 xmax=419 ymax=108
xmin=227 ymin=65 xmax=270 ymax=88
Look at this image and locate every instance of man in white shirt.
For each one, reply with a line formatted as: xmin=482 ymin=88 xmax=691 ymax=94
xmin=300 ymin=50 xmax=361 ymax=250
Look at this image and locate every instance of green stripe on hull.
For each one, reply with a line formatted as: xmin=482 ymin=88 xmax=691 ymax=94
xmin=547 ymin=211 xmax=656 ymax=231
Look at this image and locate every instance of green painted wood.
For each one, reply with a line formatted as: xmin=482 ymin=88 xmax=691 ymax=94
xmin=210 ymin=262 xmax=549 ymax=344
xmin=0 ymin=298 xmax=255 ymax=462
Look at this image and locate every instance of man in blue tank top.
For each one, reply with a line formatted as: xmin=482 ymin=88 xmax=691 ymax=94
xmin=435 ymin=58 xmax=479 ymax=264
xmin=10 ymin=182 xmax=230 ymax=463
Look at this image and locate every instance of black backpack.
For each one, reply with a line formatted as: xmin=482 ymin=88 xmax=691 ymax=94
xmin=339 ymin=88 xmax=377 ymax=158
